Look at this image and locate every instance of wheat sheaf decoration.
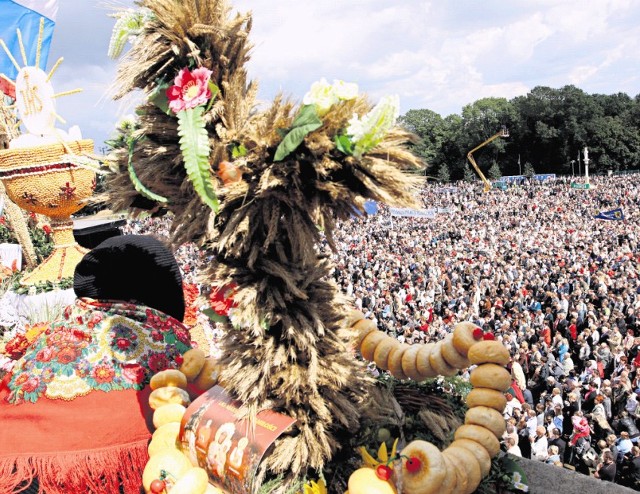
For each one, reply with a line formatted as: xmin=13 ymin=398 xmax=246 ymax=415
xmin=105 ymin=0 xmax=424 ymax=491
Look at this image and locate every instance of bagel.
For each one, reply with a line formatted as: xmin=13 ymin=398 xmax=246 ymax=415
xmin=441 ymin=336 xmax=470 ymax=369
xmin=429 ymin=341 xmax=457 ymax=376
xmin=347 ymin=467 xmax=398 ymax=494
xmin=360 ymin=331 xmax=387 ymax=362
xmin=401 ymin=440 xmax=446 ymax=494
xmin=415 ymin=343 xmax=438 ymax=378
xmin=387 ymin=343 xmax=409 ymax=380
xmin=169 ymin=466 xmax=209 ymax=494
xmin=346 ymin=309 xmax=366 ymax=328
xmin=150 ymin=369 xmax=188 ymax=391
xmin=449 ymin=439 xmax=491 ymax=477
xmin=445 ymin=452 xmax=469 ymax=494
xmin=179 ymin=348 xmax=207 ymax=381
xmin=469 ymin=363 xmax=512 ymax=391
xmin=439 ymin=453 xmax=458 ymax=494
xmin=466 ymin=388 xmax=507 ymax=412
xmin=452 ymin=321 xmax=482 ymax=357
xmin=443 ymin=446 xmax=481 ymax=494
xmin=465 ymin=405 xmax=507 ymax=439
xmin=373 ymin=336 xmax=399 ymax=370
xmin=467 ymin=340 xmax=510 ymax=366
xmin=454 ymin=424 xmax=501 ymax=458
xmin=152 ymin=403 xmax=187 ymax=429
xmin=401 ymin=344 xmax=423 ymax=381
xmin=192 ymin=357 xmax=222 ymax=391
xmin=149 ymin=386 xmax=191 ymax=410
xmin=353 ymin=318 xmax=378 ymax=348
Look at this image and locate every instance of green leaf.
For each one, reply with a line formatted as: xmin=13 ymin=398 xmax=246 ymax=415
xmin=291 ymin=104 xmax=322 ymax=128
xmin=164 ymin=333 xmax=177 ymax=345
xmin=274 ymin=121 xmax=322 ymax=161
xmin=177 ymin=107 xmax=219 ymax=212
xmin=202 ymin=308 xmax=228 ymax=324
xmin=231 ymin=144 xmax=247 ymax=159
xmin=148 ymin=79 xmax=171 ymax=115
xmin=273 ymin=105 xmax=323 ymax=161
xmin=334 ymin=134 xmax=354 ymax=155
xmin=126 ymin=136 xmax=169 ymax=203
xmin=205 ymin=81 xmax=220 ymax=113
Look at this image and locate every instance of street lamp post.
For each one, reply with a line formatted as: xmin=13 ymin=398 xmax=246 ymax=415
xmin=584 ymin=146 xmax=590 ymax=184
xmin=571 ymin=160 xmax=575 ymax=176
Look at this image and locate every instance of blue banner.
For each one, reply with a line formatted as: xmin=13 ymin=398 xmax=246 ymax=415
xmin=0 ymin=0 xmax=58 ymax=79
xmin=594 ymin=208 xmax=624 ymax=221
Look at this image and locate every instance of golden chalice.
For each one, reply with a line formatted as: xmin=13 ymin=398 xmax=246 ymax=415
xmin=0 ymin=139 xmax=95 ymax=285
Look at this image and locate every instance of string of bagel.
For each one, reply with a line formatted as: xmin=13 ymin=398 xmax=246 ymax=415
xmin=348 ymin=317 xmax=511 ymax=494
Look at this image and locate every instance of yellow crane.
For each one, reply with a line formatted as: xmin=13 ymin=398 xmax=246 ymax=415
xmin=467 ymin=126 xmax=509 ymax=192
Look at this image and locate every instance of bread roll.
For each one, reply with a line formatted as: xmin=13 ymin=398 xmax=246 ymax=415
xmin=443 ymin=447 xmax=481 ymax=494
xmin=401 ymin=440 xmax=446 ymax=494
xmin=416 ymin=343 xmax=438 ymax=378
xmin=149 ymin=386 xmax=191 ymax=410
xmin=169 ymin=467 xmax=209 ymax=494
xmin=467 ymin=340 xmax=510 ymax=366
xmin=454 ymin=424 xmax=501 ymax=458
xmin=439 ymin=453 xmax=458 ymax=494
xmin=373 ymin=336 xmax=398 ymax=370
xmin=142 ymin=449 xmax=191 ymax=493
xmin=354 ymin=318 xmax=378 ymax=348
xmin=152 ymin=403 xmax=187 ymax=429
xmin=388 ymin=343 xmax=409 ymax=380
xmin=179 ymin=348 xmax=207 ymax=381
xmin=192 ymin=357 xmax=222 ymax=391
xmin=465 ymin=405 xmax=506 ymax=439
xmin=452 ymin=321 xmax=482 ymax=357
xmin=441 ymin=336 xmax=470 ymax=369
xmin=401 ymin=344 xmax=423 ymax=381
xmin=449 ymin=439 xmax=491 ymax=477
xmin=429 ymin=341 xmax=457 ymax=376
xmin=465 ymin=388 xmax=507 ymax=412
xmin=150 ymin=369 xmax=188 ymax=390
xmin=469 ymin=363 xmax=511 ymax=391
xmin=360 ymin=331 xmax=386 ymax=362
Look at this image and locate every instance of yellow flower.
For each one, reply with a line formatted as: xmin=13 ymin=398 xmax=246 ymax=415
xmin=302 ymin=479 xmax=327 ymax=494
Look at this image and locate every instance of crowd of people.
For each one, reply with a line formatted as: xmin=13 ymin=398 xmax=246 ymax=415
xmin=329 ymin=174 xmax=640 ymax=487
xmin=122 ymin=173 xmax=640 ymax=488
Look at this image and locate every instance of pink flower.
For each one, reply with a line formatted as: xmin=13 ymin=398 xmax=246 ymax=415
xmin=166 ymin=67 xmax=213 ymax=113
xmin=36 ymin=347 xmax=54 ymax=362
xmin=22 ymin=377 xmax=40 ymax=393
xmin=122 ymin=363 xmax=146 ymax=384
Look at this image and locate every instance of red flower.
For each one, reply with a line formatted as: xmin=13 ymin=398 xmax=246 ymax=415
xmin=56 ymin=347 xmax=78 ymax=365
xmin=148 ymin=353 xmax=170 ymax=373
xmin=209 ymin=283 xmax=237 ymax=316
xmin=36 ymin=347 xmax=54 ymax=362
xmin=4 ymin=334 xmax=29 ymax=360
xmin=122 ymin=363 xmax=146 ymax=384
xmin=150 ymin=330 xmax=164 ymax=342
xmin=116 ymin=338 xmax=131 ymax=350
xmin=93 ymin=364 xmax=115 ymax=384
xmin=0 ymin=216 xmax=5 ymax=225
xmin=166 ymin=67 xmax=213 ymax=113
xmin=42 ymin=224 xmax=52 ymax=235
xmin=21 ymin=377 xmax=40 ymax=393
xmin=14 ymin=373 xmax=29 ymax=386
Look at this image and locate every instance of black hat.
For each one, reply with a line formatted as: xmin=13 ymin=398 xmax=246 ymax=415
xmin=73 ymin=235 xmax=185 ymax=321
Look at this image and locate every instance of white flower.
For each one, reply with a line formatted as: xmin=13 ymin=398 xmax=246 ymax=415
xmin=303 ymin=78 xmax=359 ymax=115
xmin=332 ymin=80 xmax=359 ymax=100
xmin=303 ymin=78 xmax=336 ymax=116
xmin=346 ymin=94 xmax=400 ymax=157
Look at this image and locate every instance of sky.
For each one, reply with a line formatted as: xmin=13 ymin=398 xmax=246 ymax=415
xmin=23 ymin=0 xmax=640 ymax=150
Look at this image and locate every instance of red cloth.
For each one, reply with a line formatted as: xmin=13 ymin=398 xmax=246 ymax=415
xmin=0 ymin=377 xmax=152 ymax=493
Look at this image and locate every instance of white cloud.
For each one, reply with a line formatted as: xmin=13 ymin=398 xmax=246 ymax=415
xmin=28 ymin=0 xmax=640 ymax=146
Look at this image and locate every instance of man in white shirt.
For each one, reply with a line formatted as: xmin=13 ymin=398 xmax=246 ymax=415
xmin=531 ymin=426 xmax=549 ymax=461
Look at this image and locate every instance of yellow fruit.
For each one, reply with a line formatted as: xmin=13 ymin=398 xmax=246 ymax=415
xmin=348 ymin=468 xmax=397 ymax=494
xmin=152 ymin=403 xmax=186 ymax=429
xmin=142 ymin=450 xmax=191 ymax=493
xmin=169 ymin=467 xmax=209 ymax=494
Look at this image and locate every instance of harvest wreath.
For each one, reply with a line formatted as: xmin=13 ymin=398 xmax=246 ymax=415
xmin=137 ymin=319 xmax=510 ymax=494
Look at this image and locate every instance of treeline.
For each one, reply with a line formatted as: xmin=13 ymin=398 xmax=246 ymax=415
xmin=399 ymin=85 xmax=640 ymax=182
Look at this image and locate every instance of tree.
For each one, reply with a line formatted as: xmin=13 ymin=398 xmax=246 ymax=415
xmin=463 ymin=164 xmax=476 ymax=182
xmin=437 ymin=164 xmax=450 ymax=183
xmin=523 ymin=162 xmax=535 ymax=178
xmin=488 ymin=161 xmax=502 ymax=180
